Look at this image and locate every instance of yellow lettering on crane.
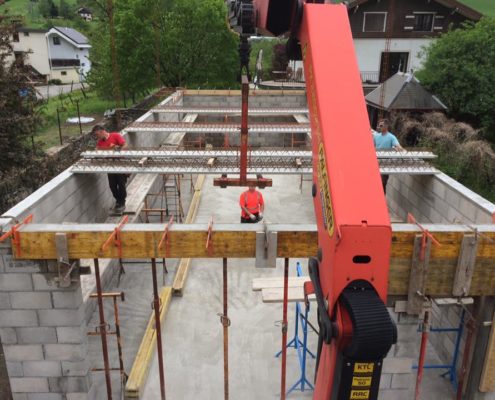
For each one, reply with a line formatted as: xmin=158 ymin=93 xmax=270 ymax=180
xmin=353 ymin=363 xmax=374 ymax=373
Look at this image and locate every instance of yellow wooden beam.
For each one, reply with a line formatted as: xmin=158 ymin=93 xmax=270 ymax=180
xmin=9 ymin=223 xmax=495 ymax=296
xmin=124 ymin=286 xmax=172 ymax=399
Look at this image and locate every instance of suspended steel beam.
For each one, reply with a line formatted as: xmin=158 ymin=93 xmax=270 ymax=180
xmin=150 ymin=106 xmax=309 ymax=115
xmin=124 ymin=122 xmax=311 ymax=133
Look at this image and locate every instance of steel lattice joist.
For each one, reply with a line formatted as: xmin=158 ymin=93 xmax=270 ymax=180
xmin=71 ymin=150 xmax=438 ymax=175
xmin=124 ymin=122 xmax=311 ymax=133
xmin=150 ymin=106 xmax=310 ymax=115
xmin=6 ymin=222 xmax=495 ymax=297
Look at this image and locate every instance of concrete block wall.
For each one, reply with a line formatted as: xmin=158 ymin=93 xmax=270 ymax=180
xmin=0 ymin=244 xmax=92 ymax=400
xmin=388 ymin=172 xmax=495 ymax=224
xmin=183 ymin=92 xmax=308 ymax=108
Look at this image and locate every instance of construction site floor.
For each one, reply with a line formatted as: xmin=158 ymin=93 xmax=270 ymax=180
xmin=88 ymin=175 xmax=455 ymax=399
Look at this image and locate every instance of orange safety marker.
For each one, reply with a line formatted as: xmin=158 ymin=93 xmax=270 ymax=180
xmin=0 ymin=215 xmax=33 ymax=258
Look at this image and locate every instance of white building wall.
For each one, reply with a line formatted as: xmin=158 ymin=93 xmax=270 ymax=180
xmin=353 ymin=38 xmax=434 ymax=74
xmin=47 ymin=32 xmax=91 ymax=82
xmin=11 ymin=32 xmax=50 ymax=76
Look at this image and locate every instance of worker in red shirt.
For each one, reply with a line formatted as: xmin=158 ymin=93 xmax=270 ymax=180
xmin=240 ymin=184 xmax=264 ymax=223
xmin=92 ymin=125 xmax=128 ymax=213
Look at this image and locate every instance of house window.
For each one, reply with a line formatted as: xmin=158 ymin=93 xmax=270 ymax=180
xmin=61 ymin=71 xmax=67 ymax=76
xmin=53 ymin=36 xmax=61 ymax=45
xmin=363 ymin=12 xmax=387 ymax=32
xmin=413 ymin=13 xmax=435 ymax=31
xmin=23 ymin=32 xmax=29 ymax=37
xmin=12 ymin=32 xmax=19 ymax=42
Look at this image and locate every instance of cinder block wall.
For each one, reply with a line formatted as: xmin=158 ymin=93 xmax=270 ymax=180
xmin=388 ymin=173 xmax=495 ymax=224
xmin=0 ymin=92 xmax=184 ymax=400
xmin=389 ymin=171 xmax=495 ymax=390
xmin=183 ymin=92 xmax=308 ymax=108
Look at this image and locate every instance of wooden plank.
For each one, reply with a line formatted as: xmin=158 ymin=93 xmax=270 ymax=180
xmin=124 ymin=287 xmax=172 ymax=399
xmin=172 ymin=175 xmax=205 ymax=296
xmin=453 ymin=234 xmax=479 ymax=296
xmin=124 ymin=174 xmax=159 ymax=215
xmin=406 ymin=235 xmax=432 ymax=315
xmin=252 ymin=276 xmax=309 ymax=291
xmin=480 ymin=309 xmax=495 ymax=392
xmin=261 ymin=287 xmax=316 ymax=303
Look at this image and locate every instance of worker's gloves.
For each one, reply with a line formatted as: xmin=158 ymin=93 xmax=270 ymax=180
xmin=249 ymin=214 xmax=256 ymax=221
xmin=258 ymin=212 xmax=263 ymax=220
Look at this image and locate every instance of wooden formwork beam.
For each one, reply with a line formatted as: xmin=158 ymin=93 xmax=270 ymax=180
xmin=8 ymin=223 xmax=495 ymax=296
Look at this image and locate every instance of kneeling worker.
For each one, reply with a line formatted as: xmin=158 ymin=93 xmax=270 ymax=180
xmin=92 ymin=125 xmax=128 ymax=213
xmin=240 ymin=184 xmax=264 ymax=223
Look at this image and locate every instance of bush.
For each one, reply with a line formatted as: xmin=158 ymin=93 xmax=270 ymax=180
xmin=48 ymin=79 xmax=62 ymax=85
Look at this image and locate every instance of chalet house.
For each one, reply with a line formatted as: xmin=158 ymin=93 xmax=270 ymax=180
xmin=77 ymin=7 xmax=93 ymax=21
xmin=11 ymin=26 xmax=91 ymax=84
xmin=346 ymin=0 xmax=482 ymax=87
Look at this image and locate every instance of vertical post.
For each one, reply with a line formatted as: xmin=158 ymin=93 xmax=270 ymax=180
xmin=113 ymin=295 xmax=125 ymax=388
xmin=458 ymin=316 xmax=476 ymax=400
xmin=151 ymin=258 xmax=166 ymax=400
xmin=240 ymin=75 xmax=249 ymax=185
xmin=94 ymin=258 xmax=113 ymax=400
xmin=281 ymin=257 xmax=289 ymax=400
xmin=222 ymin=257 xmax=229 ymax=400
xmin=76 ymin=99 xmax=83 ymax=136
xmin=56 ymin=107 xmax=63 ymax=145
xmin=415 ymin=309 xmax=430 ymax=400
xmin=107 ymin=0 xmax=122 ymax=119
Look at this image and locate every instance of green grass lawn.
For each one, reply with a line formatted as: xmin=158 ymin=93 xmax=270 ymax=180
xmin=36 ymin=89 xmax=115 ymax=149
xmin=0 ymin=0 xmax=79 ymax=28
xmin=461 ymin=0 xmax=495 ymax=17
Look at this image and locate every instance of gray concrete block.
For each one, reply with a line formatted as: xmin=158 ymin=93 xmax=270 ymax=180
xmin=44 ymin=344 xmax=86 ymax=361
xmin=23 ymin=361 xmax=62 ymax=377
xmin=0 ymin=310 xmax=38 ymax=328
xmin=12 ymin=394 xmax=28 ymax=400
xmin=17 ymin=327 xmax=57 ymax=344
xmin=31 ymin=274 xmax=58 ymax=291
xmin=10 ymin=377 xmax=49 ymax=393
xmin=38 ymin=307 xmax=84 ymax=327
xmin=52 ymin=289 xmax=83 ymax=309
xmin=56 ymin=327 xmax=85 ymax=344
xmin=66 ymin=393 xmax=90 ymax=400
xmin=390 ymin=373 xmax=414 ymax=389
xmin=7 ymin=361 xmax=24 ymax=377
xmin=4 ymin=345 xmax=43 ymax=361
xmin=27 ymin=394 xmax=63 ymax=400
xmin=379 ymin=373 xmax=392 ymax=389
xmin=48 ymin=376 xmax=91 ymax=393
xmin=61 ymin=359 xmax=90 ymax=377
xmin=0 ymin=292 xmax=11 ymax=309
xmin=378 ymin=389 xmax=412 ymax=400
xmin=0 ymin=327 xmax=17 ymax=344
xmin=382 ymin=357 xmax=413 ymax=374
xmin=10 ymin=292 xmax=52 ymax=310
xmin=0 ymin=274 xmax=33 ymax=291
xmin=4 ymin=256 xmax=43 ymax=273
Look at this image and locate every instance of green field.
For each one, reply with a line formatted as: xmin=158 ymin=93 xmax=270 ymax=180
xmin=461 ymin=1 xmax=495 ymax=17
xmin=0 ymin=0 xmax=78 ymax=27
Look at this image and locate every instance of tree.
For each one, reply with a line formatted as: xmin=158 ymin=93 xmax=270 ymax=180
xmin=417 ymin=18 xmax=495 ymax=139
xmin=0 ymin=19 xmax=39 ymax=173
xmin=271 ymin=42 xmax=288 ymax=79
xmin=59 ymin=0 xmax=72 ymax=19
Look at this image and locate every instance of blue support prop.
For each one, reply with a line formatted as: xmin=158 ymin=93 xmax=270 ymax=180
xmin=413 ymin=308 xmax=465 ymax=389
xmin=275 ymin=262 xmax=315 ymax=395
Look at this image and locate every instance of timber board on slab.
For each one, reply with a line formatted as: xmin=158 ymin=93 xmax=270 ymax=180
xmin=261 ymin=287 xmax=316 ymax=303
xmin=125 ymin=287 xmax=172 ymax=399
xmin=252 ymin=276 xmax=309 ymax=291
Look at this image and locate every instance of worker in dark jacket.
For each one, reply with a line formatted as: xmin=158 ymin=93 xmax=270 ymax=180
xmin=239 ymin=184 xmax=264 ymax=223
xmin=92 ymin=125 xmax=128 ymax=213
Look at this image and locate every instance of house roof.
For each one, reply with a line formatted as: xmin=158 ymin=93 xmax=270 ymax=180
xmin=346 ymin=0 xmax=482 ymax=21
xmin=365 ymin=72 xmax=447 ymax=111
xmin=52 ymin=27 xmax=89 ymax=45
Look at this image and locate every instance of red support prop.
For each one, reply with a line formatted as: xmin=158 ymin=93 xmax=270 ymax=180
xmin=0 ymin=215 xmax=33 ymax=258
xmin=158 ymin=216 xmax=174 ymax=256
xmin=407 ymin=213 xmax=441 ymax=261
xmin=280 ymin=257 xmax=289 ymax=400
xmin=101 ymin=215 xmax=129 ymax=258
xmin=206 ymin=217 xmax=214 ymax=256
xmin=415 ymin=309 xmax=430 ymax=400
